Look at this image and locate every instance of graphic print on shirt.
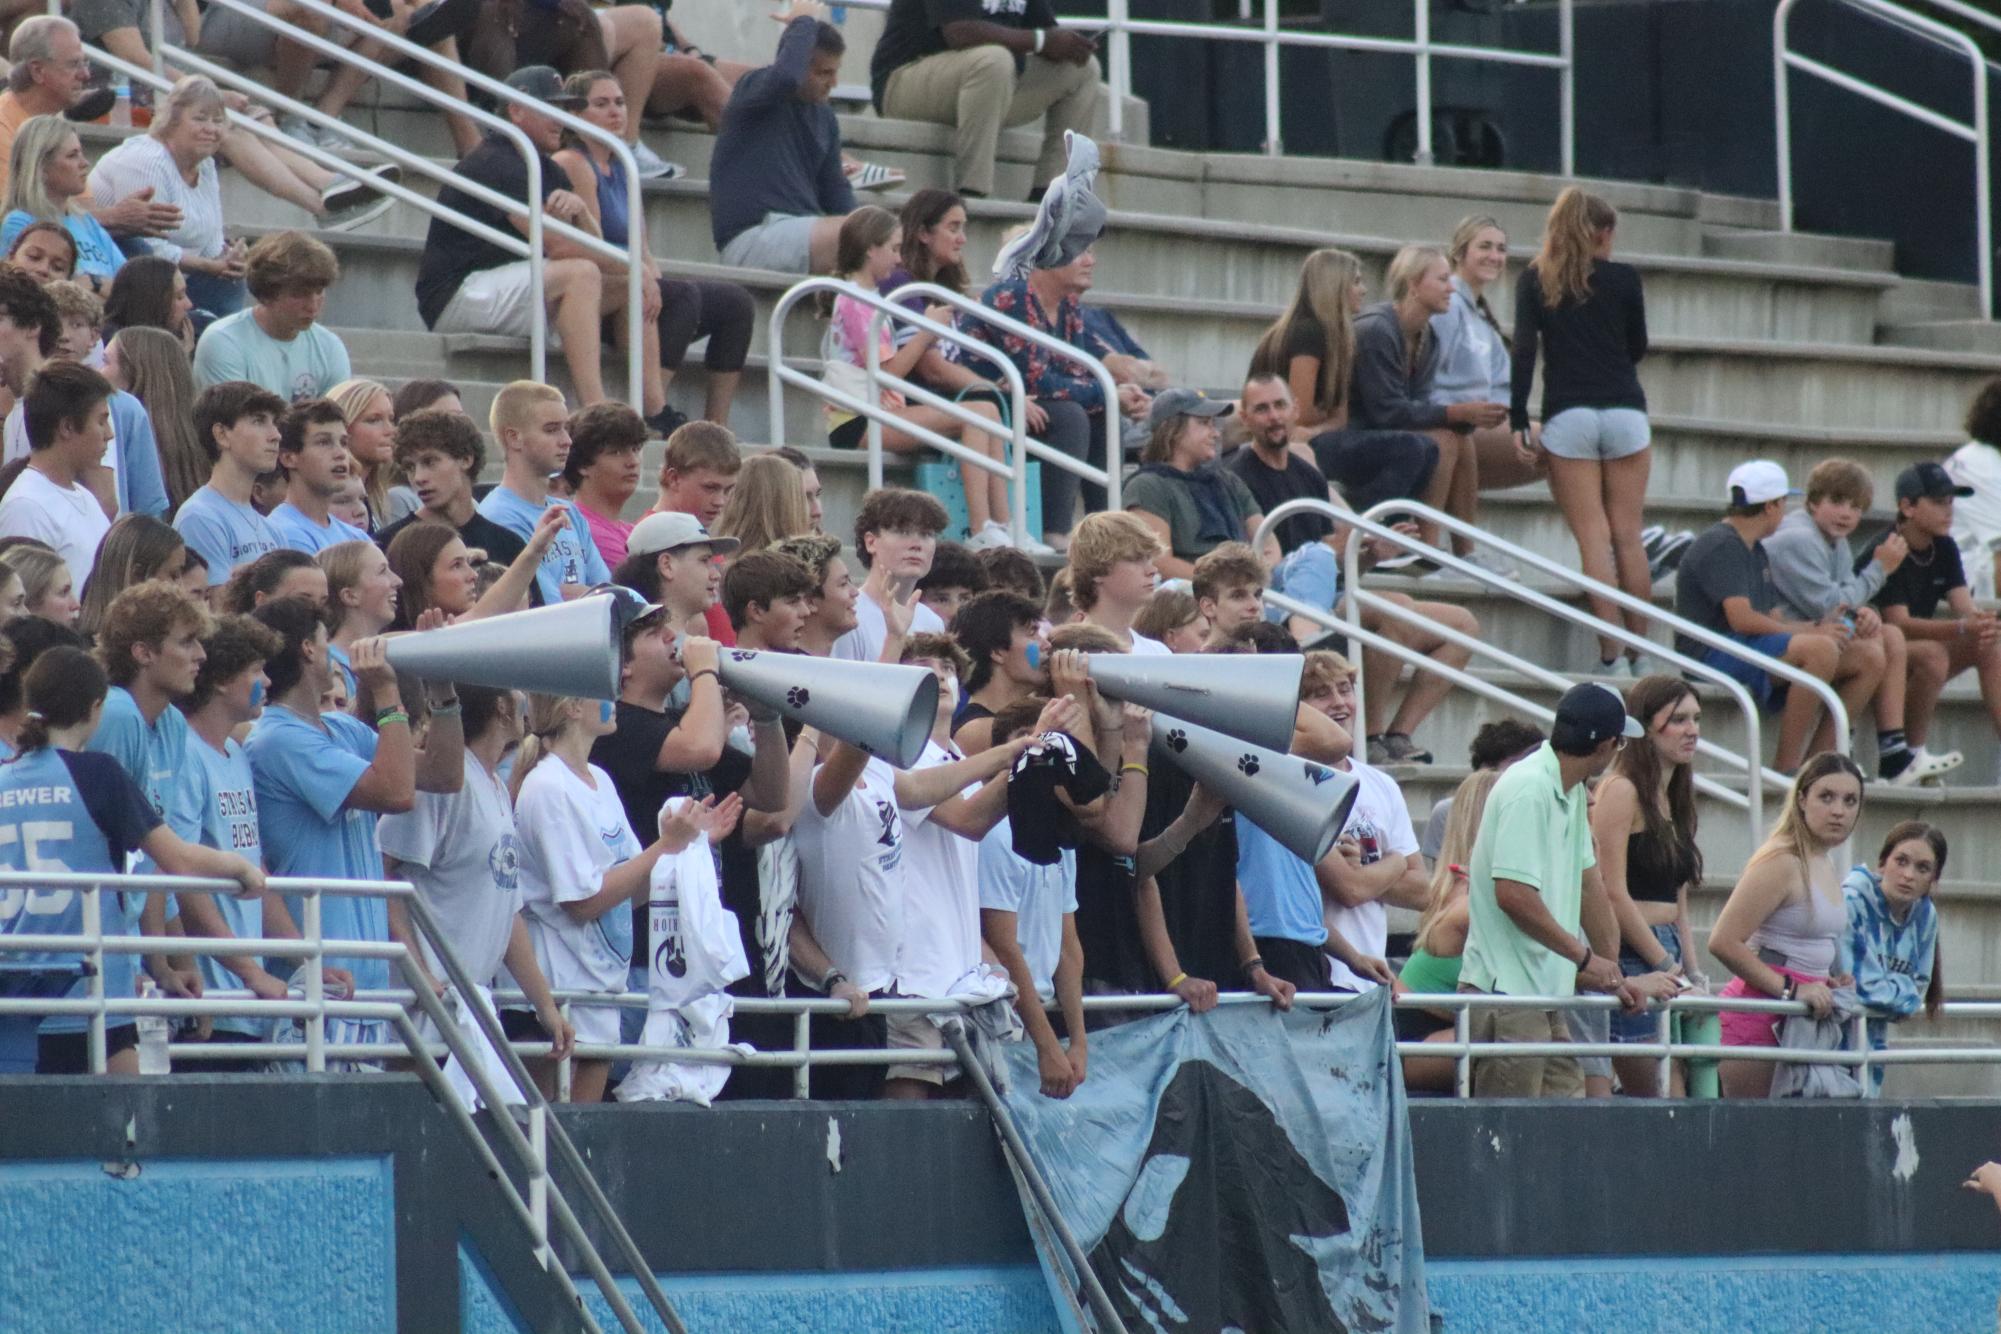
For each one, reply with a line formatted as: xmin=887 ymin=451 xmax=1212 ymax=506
xmin=653 ymin=889 xmax=687 ymax=979
xmin=1346 ymin=812 xmax=1385 ymax=865
xmin=593 ymin=819 xmax=634 ymax=965
xmin=873 ymin=797 xmax=903 ymax=873
xmin=488 ymin=831 xmax=521 ymax=892
xmin=217 ymin=783 xmax=259 ymax=852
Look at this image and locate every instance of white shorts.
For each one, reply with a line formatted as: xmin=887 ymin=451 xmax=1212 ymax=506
xmin=719 ymin=213 xmax=818 ymax=274
xmin=568 ymin=997 xmax=624 ymax=1051
xmin=1540 ymin=406 xmax=1651 ymax=462
xmin=434 ymin=261 xmax=543 ymax=340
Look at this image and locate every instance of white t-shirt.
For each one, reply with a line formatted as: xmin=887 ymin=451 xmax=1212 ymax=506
xmin=3 ymin=405 xmax=118 ymax=505
xmin=830 ymin=589 xmax=947 ymax=662
xmin=1947 ymin=440 xmax=2001 ymax=598
xmin=977 ymin=814 xmax=1077 ymax=1000
xmin=378 ymin=750 xmax=522 ymax=985
xmin=0 ymin=466 xmax=110 ymax=595
xmin=1322 ymin=758 xmax=1420 ymax=991
xmin=1128 ymin=630 xmax=1172 ymax=656
xmin=895 ymin=739 xmax=984 ymax=999
xmin=792 ymin=755 xmax=904 ymax=993
xmin=514 ymin=758 xmax=642 ymax=994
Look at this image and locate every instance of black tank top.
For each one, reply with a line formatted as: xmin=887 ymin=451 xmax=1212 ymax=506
xmin=1626 ymin=824 xmax=1695 ymax=904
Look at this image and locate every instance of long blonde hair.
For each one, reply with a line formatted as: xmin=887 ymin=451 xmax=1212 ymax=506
xmin=328 ymin=378 xmax=397 ymax=521
xmin=114 ymin=327 xmax=203 ymax=511
xmin=3 ymin=116 xmax=80 ymax=220
xmin=1532 ymin=187 xmax=1618 ymax=307
xmin=1248 ymin=248 xmax=1362 ymax=418
xmin=510 ymin=692 xmax=591 ymax=801
xmin=714 ymin=453 xmax=811 ymax=555
xmin=1446 ymin=214 xmax=1508 ymax=340
xmin=1413 ymin=768 xmax=1498 ymax=953
xmin=1745 ymin=751 xmax=1865 ymax=876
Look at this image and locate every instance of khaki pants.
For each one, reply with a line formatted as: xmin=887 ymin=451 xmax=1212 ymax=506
xmin=1468 ymin=1002 xmax=1584 ymax=1099
xmin=882 ymin=47 xmax=1104 ymax=197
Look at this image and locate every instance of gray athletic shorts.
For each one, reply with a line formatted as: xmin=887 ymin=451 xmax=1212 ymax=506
xmin=73 ymin=0 xmax=296 ymax=68
xmin=1540 ymin=406 xmax=1651 ymax=461
xmin=719 ymin=212 xmax=817 ymax=274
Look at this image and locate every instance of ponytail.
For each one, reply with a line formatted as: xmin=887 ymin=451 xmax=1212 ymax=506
xmin=1532 ymin=187 xmax=1617 ymax=308
xmin=510 ymin=692 xmax=587 ymax=801
xmin=13 ymin=646 xmax=105 ymax=757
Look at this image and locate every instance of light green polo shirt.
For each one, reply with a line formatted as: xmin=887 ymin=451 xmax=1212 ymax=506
xmin=1460 ymin=742 xmax=1596 ymax=998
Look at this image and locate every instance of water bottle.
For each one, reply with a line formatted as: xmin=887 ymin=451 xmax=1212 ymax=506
xmin=134 ymin=976 xmax=170 ymax=1074
xmin=109 ymin=81 xmax=132 ymax=129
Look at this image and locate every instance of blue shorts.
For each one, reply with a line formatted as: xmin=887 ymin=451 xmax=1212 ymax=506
xmin=1697 ymin=632 xmax=1792 ymax=710
xmin=1611 ymin=923 xmax=1681 ymax=1043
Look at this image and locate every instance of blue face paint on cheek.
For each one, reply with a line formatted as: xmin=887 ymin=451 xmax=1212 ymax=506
xmin=1025 ymin=642 xmax=1042 ymax=671
xmin=249 ymin=680 xmax=265 ymax=709
xmin=598 ymin=699 xmax=615 ymax=725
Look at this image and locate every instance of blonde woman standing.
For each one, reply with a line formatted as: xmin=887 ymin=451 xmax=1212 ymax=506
xmin=1511 ymin=188 xmax=1652 ymax=674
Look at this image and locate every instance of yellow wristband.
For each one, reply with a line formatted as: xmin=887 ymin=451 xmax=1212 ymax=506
xmin=1121 ymin=762 xmax=1149 ymax=777
xmin=1167 ymin=972 xmax=1188 ymax=990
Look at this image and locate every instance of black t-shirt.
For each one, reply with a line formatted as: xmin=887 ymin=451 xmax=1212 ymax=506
xmin=1865 ymin=534 xmax=1966 ymax=621
xmin=1671 ymin=521 xmax=1770 ymax=656
xmin=589 ymin=699 xmax=754 ymax=964
xmin=869 ymin=0 xmax=1056 ymax=108
xmin=415 ymin=135 xmax=565 ymax=328
xmin=375 ymin=511 xmax=540 ymax=605
xmin=1074 ymin=841 xmax=1147 ymax=993
xmin=1140 ymin=760 xmax=1241 ymax=986
xmin=1267 ymin=314 xmax=1339 ymax=414
xmin=1225 ymin=445 xmax=1333 ymax=553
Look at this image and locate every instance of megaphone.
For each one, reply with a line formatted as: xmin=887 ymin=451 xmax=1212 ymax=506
xmin=718 ymin=649 xmax=939 ymax=768
xmin=383 ymin=593 xmax=637 ymax=699
xmin=1089 ymin=652 xmax=1302 ymax=752
xmin=1151 ymin=712 xmax=1358 ymax=864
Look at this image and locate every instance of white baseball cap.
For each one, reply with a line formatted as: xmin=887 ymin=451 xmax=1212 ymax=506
xmin=1725 ymin=460 xmax=1801 ymax=507
xmin=627 ymin=510 xmax=740 ymax=559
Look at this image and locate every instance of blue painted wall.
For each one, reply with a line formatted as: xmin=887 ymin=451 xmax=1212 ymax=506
xmin=0 ymin=1156 xmax=396 ymax=1334
xmin=584 ymin=1266 xmax=1061 ymax=1334
xmin=1427 ymin=1253 xmax=2001 ymax=1334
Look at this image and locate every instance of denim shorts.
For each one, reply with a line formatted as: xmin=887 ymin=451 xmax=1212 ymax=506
xmin=1540 ymin=407 xmax=1651 ymax=461
xmin=1696 ymin=631 xmax=1793 ymax=711
xmin=1611 ymin=922 xmax=1681 ymax=1043
xmin=719 ymin=213 xmax=817 ymax=274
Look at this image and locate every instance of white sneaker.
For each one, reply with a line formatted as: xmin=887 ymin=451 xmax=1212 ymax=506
xmin=278 ymin=114 xmax=328 ymax=149
xmin=967 ymin=521 xmax=1013 ymax=551
xmin=322 ymin=164 xmax=399 ymax=232
xmin=1017 ymin=533 xmax=1058 ymax=557
xmin=630 ymin=141 xmax=685 ymax=181
xmin=1460 ymin=546 xmax=1520 ymax=580
xmin=1598 ymin=656 xmax=1637 ymax=680
xmin=1889 ymin=746 xmax=1964 ymax=787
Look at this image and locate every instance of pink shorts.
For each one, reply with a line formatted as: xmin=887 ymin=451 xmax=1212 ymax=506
xmin=1718 ymin=967 xmax=1825 ymax=1048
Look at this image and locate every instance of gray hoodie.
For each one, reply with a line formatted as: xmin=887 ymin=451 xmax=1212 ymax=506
xmin=1763 ymin=507 xmax=1888 ymax=621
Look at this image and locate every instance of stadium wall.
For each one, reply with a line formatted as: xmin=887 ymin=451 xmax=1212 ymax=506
xmin=3 ymin=1081 xmax=2001 ymax=1332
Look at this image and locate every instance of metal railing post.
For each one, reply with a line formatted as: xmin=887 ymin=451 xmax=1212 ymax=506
xmin=1558 ymin=0 xmax=1576 ymax=176
xmin=1106 ymin=0 xmax=1131 ymax=140
xmin=1413 ymin=0 xmax=1435 ymax=166
xmin=528 ymin=1103 xmax=551 ymax=1269
xmin=147 ymin=0 xmax=165 ymax=79
xmin=83 ymin=883 xmax=105 ymax=1075
xmin=792 ymin=1009 xmax=812 ymax=1099
xmin=864 ymin=308 xmax=885 ymax=493
xmin=1453 ymin=1004 xmax=1472 ymax=1098
xmin=303 ymin=888 xmax=325 ymax=1073
xmin=1775 ymin=0 xmax=1796 ymax=232
xmin=1262 ymin=0 xmax=1281 ymax=156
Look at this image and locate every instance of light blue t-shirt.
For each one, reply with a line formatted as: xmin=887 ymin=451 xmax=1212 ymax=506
xmin=1267 ymin=540 xmax=1343 ymax=622
xmin=327 ymin=643 xmax=357 ymax=702
xmin=977 ymin=816 xmax=1076 ymax=1000
xmin=476 ymin=484 xmax=609 ymax=606
xmin=175 ymin=731 xmax=265 ymax=1000
xmin=87 ymin=686 xmax=189 ymax=832
xmin=269 ymin=501 xmax=369 ymax=556
xmin=1235 ymin=817 xmax=1327 ymax=947
xmin=192 ymin=307 xmax=352 ymax=402
xmin=0 ymin=747 xmax=161 ymax=1032
xmin=0 ymin=209 xmax=124 ymax=281
xmin=246 ymin=704 xmax=389 ymax=992
xmin=175 ymin=484 xmax=283 ymax=587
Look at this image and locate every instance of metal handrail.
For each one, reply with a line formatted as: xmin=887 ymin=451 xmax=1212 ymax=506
xmin=138 ymin=0 xmax=647 ymax=391
xmin=1775 ymin=0 xmax=1991 ymax=314
xmin=1354 ymin=497 xmax=1850 ymax=762
xmin=1253 ymin=498 xmax=1778 ymax=843
xmin=836 ymin=0 xmax=1576 ymax=169
xmin=767 ymin=276 xmax=1120 ymax=518
xmin=0 ymin=871 xmax=684 ymax=1334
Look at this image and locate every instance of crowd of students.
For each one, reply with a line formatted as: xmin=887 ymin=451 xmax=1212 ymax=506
xmin=0 ymin=2 xmax=1977 ymax=1099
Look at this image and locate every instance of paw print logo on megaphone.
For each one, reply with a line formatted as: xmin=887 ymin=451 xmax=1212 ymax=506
xmin=1165 ymin=728 xmax=1188 ymax=753
xmin=1237 ymin=754 xmax=1261 ymax=776
xmin=787 ymin=686 xmax=811 ymax=709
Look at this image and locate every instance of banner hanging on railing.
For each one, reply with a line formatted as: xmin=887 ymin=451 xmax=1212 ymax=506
xmin=997 ymin=989 xmax=1428 ymax=1333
